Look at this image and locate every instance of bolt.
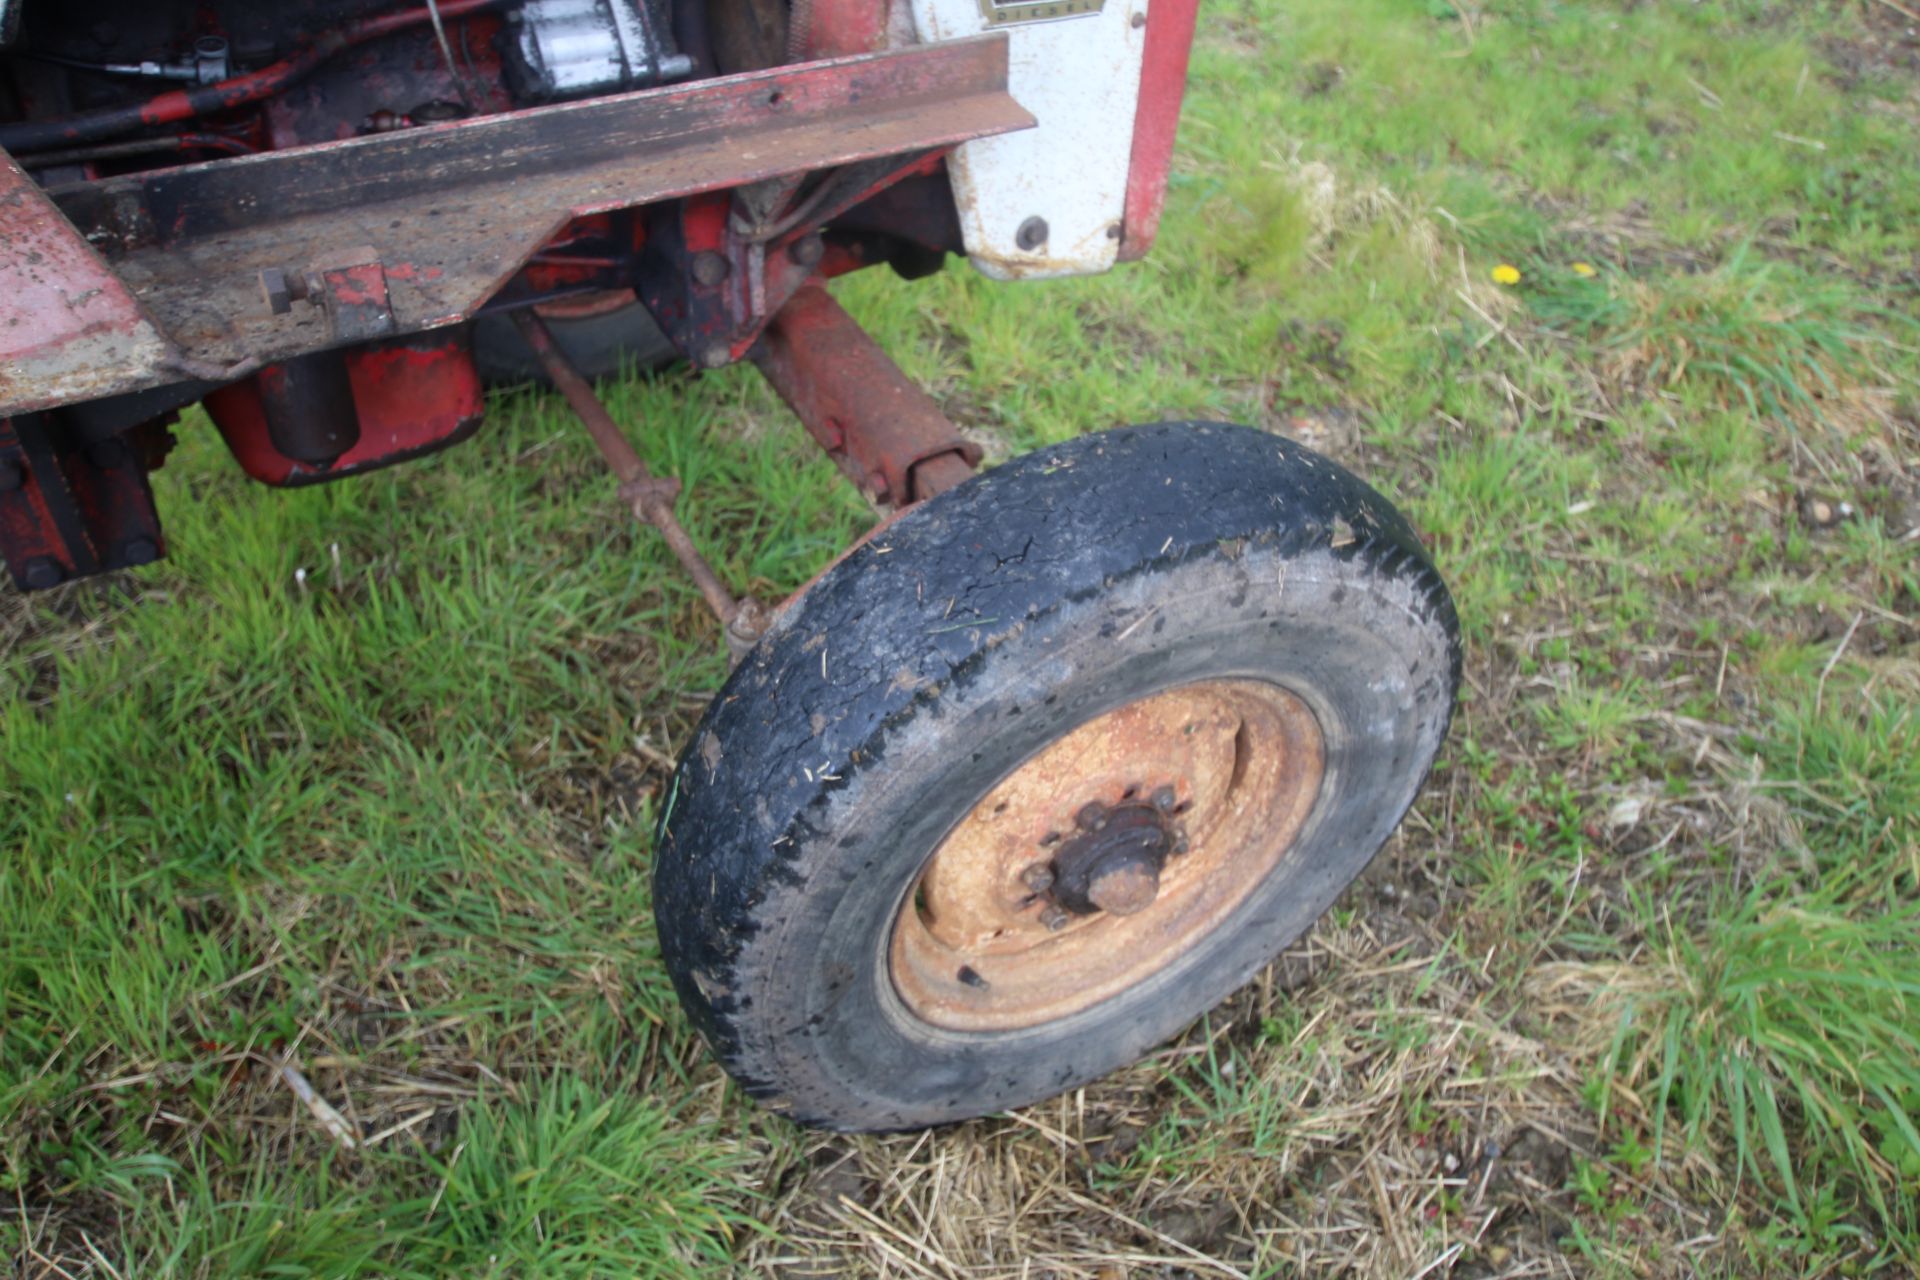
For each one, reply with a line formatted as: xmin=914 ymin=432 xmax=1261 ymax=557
xmin=690 ymin=251 xmax=731 ymax=288
xmin=1131 ymin=10 xmax=1146 ymax=26
xmin=1039 ymin=905 xmax=1071 ymax=931
xmin=0 ymin=458 xmax=22 ymax=493
xmin=1107 ymin=221 xmax=1124 ymax=240
xmin=1150 ymin=784 xmax=1178 ymax=813
xmin=1015 ymin=216 xmax=1049 ymax=253
xmin=787 ymin=234 xmax=825 ymax=268
xmin=1171 ymin=833 xmax=1189 ymax=856
xmin=260 ymin=267 xmax=294 ymax=315
xmin=119 ymin=537 xmax=159 ymax=566
xmin=697 ymin=340 xmax=733 ymax=370
xmin=1075 ymin=800 xmax=1109 ymax=832
xmin=21 ymin=557 xmax=63 ymax=590
xmin=1020 ymin=862 xmax=1055 ymax=893
xmin=86 ymin=438 xmax=128 ymax=470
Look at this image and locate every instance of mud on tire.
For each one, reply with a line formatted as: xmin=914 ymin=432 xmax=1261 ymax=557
xmin=653 ymin=422 xmax=1460 ymax=1130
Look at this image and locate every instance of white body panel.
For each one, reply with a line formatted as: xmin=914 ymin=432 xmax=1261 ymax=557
xmin=908 ymin=0 xmax=1149 ymax=279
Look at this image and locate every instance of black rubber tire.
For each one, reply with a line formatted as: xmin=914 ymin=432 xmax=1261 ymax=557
xmin=654 ymin=422 xmax=1460 ymax=1130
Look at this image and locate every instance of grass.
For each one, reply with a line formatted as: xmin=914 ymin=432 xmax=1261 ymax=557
xmin=4 ymin=0 xmax=1920 ymax=1274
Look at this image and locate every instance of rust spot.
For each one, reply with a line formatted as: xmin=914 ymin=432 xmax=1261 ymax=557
xmin=890 ymin=679 xmax=1325 ymax=1031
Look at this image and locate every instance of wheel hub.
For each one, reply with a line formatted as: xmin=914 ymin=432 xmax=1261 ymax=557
xmin=888 ymin=679 xmax=1326 ymax=1031
xmin=1042 ymin=794 xmax=1185 ymax=917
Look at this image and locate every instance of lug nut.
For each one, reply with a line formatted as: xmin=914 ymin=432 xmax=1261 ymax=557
xmin=1020 ymin=862 xmax=1055 ymax=892
xmin=1075 ymin=801 xmax=1108 ymax=832
xmin=1039 ymin=905 xmax=1070 ymax=931
xmin=1150 ymin=784 xmax=1178 ymax=812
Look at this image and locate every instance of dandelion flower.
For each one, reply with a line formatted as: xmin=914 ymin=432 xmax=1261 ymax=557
xmin=1491 ymin=263 xmax=1522 ymax=286
xmin=1572 ymin=261 xmax=1598 ymax=277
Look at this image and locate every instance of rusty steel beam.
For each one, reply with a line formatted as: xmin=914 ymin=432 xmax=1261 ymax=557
xmin=2 ymin=36 xmax=1032 ymax=417
xmin=751 ymin=283 xmax=981 ymax=507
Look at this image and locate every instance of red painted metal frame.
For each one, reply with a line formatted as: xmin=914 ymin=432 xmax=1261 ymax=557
xmin=204 ymin=333 xmax=485 ymax=487
xmin=1116 ymin=0 xmax=1200 ymax=263
xmin=0 ymin=414 xmax=167 ymax=590
xmin=805 ymin=0 xmax=893 ymax=56
xmin=10 ymin=36 xmax=1031 ymax=416
xmin=722 ymin=148 xmax=952 ymax=362
xmin=0 ymin=153 xmax=178 ymax=416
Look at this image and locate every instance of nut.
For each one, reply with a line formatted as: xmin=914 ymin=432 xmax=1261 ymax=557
xmin=690 ymin=251 xmax=731 ymax=288
xmin=259 ymin=267 xmax=293 ymax=315
xmin=787 ymin=234 xmax=825 ymax=268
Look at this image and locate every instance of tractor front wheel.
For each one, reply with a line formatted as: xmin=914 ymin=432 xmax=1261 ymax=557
xmin=653 ymin=422 xmax=1459 ymax=1130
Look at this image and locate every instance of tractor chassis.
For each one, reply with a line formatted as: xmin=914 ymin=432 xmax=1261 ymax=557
xmin=0 ymin=27 xmax=1031 ymax=597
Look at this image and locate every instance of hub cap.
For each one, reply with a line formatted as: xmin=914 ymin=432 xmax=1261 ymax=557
xmin=889 ymin=679 xmax=1326 ymax=1031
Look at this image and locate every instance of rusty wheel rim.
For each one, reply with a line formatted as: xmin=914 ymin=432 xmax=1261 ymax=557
xmin=889 ymin=679 xmax=1326 ymax=1031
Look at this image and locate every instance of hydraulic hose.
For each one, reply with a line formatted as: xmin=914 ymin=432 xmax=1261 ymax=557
xmin=18 ymin=133 xmax=256 ymax=167
xmin=0 ymin=0 xmax=502 ymax=156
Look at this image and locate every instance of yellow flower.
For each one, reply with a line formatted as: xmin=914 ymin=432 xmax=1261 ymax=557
xmin=1491 ymin=263 xmax=1522 ymax=286
xmin=1572 ymin=261 xmax=1598 ymax=277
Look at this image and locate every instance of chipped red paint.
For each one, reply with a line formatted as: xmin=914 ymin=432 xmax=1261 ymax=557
xmin=0 ymin=154 xmax=175 ymax=414
xmin=381 ymin=263 xmax=447 ymax=283
xmin=21 ymin=37 xmax=1030 ymax=413
xmin=139 ymin=91 xmax=196 ymax=127
xmin=807 ymin=0 xmax=892 ymax=56
xmin=0 ymin=413 xmax=167 ymax=590
xmin=1116 ymin=0 xmax=1200 ymax=263
xmin=205 ymin=333 xmax=484 ymax=487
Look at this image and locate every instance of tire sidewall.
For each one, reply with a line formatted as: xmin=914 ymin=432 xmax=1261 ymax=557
xmin=654 ymin=423 xmax=1460 ymax=1130
xmin=742 ymin=543 xmax=1449 ymax=1128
